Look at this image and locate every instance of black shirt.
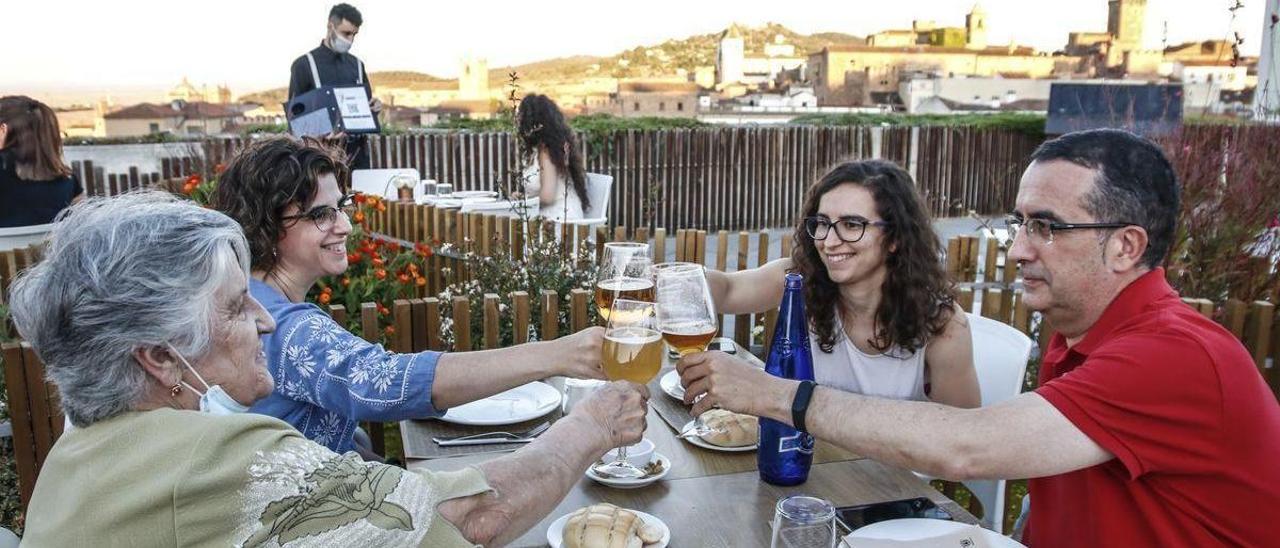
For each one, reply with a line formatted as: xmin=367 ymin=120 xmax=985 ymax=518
xmin=288 ymin=42 xmax=377 ymax=169
xmin=0 ymin=150 xmax=83 ymax=228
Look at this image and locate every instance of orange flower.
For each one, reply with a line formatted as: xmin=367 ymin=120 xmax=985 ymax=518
xmin=415 ymin=243 xmax=433 ymax=258
xmin=415 ymin=276 xmax=426 ymax=287
xmin=376 ymin=203 xmax=387 ymax=213
xmin=353 ymin=211 xmax=366 ymax=223
xmin=407 ymin=263 xmax=419 ymax=273
xmin=374 ymin=269 xmax=387 ymax=280
xmin=318 ymin=292 xmax=331 ymax=305
xmin=386 ymin=241 xmax=400 ymax=253
xmin=385 ymin=325 xmax=396 ymax=335
xmin=353 ymin=193 xmax=367 ymax=204
xmin=186 ymin=174 xmax=201 ymax=186
xmin=182 ymin=182 xmax=197 ymax=195
xmin=372 ymin=257 xmax=385 ymax=268
xmin=347 ymin=253 xmax=360 ymax=264
xmin=377 ymin=303 xmax=389 ymax=315
xmin=322 ymin=286 xmax=333 ymax=295
xmin=213 ymin=163 xmax=226 ymax=175
xmin=397 ymin=273 xmax=411 ymax=284
xmin=341 ymin=276 xmax=351 ymax=287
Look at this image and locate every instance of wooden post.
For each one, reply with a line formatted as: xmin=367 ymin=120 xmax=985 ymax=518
xmin=483 ymin=293 xmax=500 ymax=349
xmin=512 ymin=291 xmax=531 ymax=345
xmin=595 ymin=225 xmax=609 ymax=263
xmin=425 ymin=298 xmax=444 ymax=351
xmin=570 ymin=289 xmax=590 ymax=333
xmin=983 ymin=240 xmax=999 ymax=282
xmin=957 ymin=288 xmax=975 ymax=314
xmin=981 ymin=289 xmax=1002 ymax=320
xmin=946 ymin=237 xmax=962 ymax=279
xmin=716 ymin=230 xmax=729 ymax=335
xmin=654 ymin=228 xmax=667 ymax=263
xmin=1012 ymin=292 xmax=1031 ymax=335
xmin=734 ymin=231 xmax=751 ymax=348
xmin=1245 ymin=301 xmax=1274 ymax=372
xmin=393 ymin=299 xmax=412 ymax=352
xmin=540 ymin=289 xmax=559 ymax=340
xmin=1223 ymin=299 xmax=1247 ymax=338
xmin=511 ymin=217 xmax=525 ymax=263
xmin=409 ymin=299 xmax=428 ymax=351
xmin=695 ymin=230 xmax=708 ymax=265
xmin=453 ymin=296 xmax=471 ymax=351
xmin=330 ymin=304 xmax=347 ymax=326
xmin=675 ymin=229 xmax=687 ymax=262
xmin=360 ymin=303 xmax=378 ymax=342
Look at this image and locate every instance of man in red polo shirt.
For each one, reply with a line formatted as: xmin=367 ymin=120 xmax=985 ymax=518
xmin=678 ymin=129 xmax=1280 ymax=546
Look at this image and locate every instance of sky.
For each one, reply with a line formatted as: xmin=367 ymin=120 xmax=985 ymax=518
xmin=1 ymin=0 xmax=1268 ymax=106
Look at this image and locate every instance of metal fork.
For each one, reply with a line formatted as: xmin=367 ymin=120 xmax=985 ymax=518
xmin=433 ymin=421 xmax=551 ymax=446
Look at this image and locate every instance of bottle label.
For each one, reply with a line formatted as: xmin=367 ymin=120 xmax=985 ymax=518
xmin=776 ymin=431 xmax=815 ymax=455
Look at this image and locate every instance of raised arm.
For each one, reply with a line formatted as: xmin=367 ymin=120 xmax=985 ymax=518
xmin=678 ymin=351 xmax=1110 ymax=481
xmin=431 ymin=326 xmax=606 ymax=409
xmin=437 ymin=382 xmax=648 ymax=546
xmin=705 ymin=258 xmax=792 ymax=315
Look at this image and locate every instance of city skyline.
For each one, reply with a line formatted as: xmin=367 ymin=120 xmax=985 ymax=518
xmin=2 ymin=0 xmax=1265 ymax=107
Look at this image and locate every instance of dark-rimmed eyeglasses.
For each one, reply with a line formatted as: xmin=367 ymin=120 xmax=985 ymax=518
xmin=1004 ymin=214 xmax=1137 ymax=245
xmin=282 ymin=194 xmax=357 ymax=231
xmin=804 ymin=216 xmax=889 ymax=243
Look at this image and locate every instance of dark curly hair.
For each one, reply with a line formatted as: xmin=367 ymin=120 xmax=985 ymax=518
xmin=211 ymin=136 xmax=348 ymax=274
xmin=793 ymin=160 xmax=956 ymax=355
xmin=517 ymin=94 xmax=589 ymax=211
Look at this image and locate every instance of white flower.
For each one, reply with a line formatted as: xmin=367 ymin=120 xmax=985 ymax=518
xmin=284 ymin=346 xmax=317 ymax=378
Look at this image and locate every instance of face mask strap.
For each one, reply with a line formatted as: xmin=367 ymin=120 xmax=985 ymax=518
xmin=165 ymin=342 xmax=211 ymax=396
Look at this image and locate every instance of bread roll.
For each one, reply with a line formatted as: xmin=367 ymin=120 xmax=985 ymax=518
xmin=562 ymin=503 xmax=645 ymax=548
xmin=698 ymin=409 xmax=759 ymax=447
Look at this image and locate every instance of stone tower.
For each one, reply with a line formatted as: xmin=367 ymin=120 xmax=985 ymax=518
xmin=717 ymin=24 xmax=745 ymax=85
xmin=459 ymin=57 xmax=489 ymax=101
xmin=1107 ymin=0 xmax=1146 ymax=51
xmin=965 ymin=3 xmax=988 ymax=50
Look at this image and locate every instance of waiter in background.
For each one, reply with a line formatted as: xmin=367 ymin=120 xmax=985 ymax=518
xmin=288 ymin=3 xmax=382 ymax=170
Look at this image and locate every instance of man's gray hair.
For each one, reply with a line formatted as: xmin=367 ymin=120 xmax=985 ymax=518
xmin=8 ymin=192 xmax=251 ymax=426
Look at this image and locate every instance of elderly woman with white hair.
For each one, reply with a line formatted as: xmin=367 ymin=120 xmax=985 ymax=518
xmin=12 ymin=192 xmax=648 ymax=547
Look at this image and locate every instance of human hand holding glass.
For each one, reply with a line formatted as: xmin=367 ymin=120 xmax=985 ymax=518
xmin=591 ymin=299 xmax=662 ymax=479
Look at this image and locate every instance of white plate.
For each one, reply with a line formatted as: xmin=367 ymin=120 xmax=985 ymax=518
xmin=659 ymin=370 xmax=685 ymax=401
xmin=439 ymin=381 xmax=562 ymax=426
xmin=679 ymin=420 xmax=757 ymax=452
xmin=459 ymin=196 xmax=499 ymax=204
xmin=547 ymin=508 xmax=670 ymax=548
xmin=845 ymin=518 xmax=1024 ymax=547
xmin=449 ymin=190 xmax=498 ymax=199
xmin=427 ymin=198 xmax=463 ymax=209
xmin=586 ymin=453 xmax=672 ymax=489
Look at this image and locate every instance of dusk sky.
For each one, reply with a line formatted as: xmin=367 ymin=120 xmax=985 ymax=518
xmin=1 ymin=0 xmax=1266 ymax=106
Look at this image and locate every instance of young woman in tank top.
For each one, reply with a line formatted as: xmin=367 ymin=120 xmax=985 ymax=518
xmin=702 ymin=160 xmax=980 ymax=407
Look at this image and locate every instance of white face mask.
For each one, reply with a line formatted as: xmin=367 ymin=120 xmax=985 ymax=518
xmin=167 ymin=343 xmax=251 ymax=416
xmin=330 ymin=32 xmax=353 ymax=54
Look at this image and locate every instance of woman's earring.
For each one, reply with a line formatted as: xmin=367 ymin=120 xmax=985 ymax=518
xmin=170 ymin=384 xmax=183 ymax=397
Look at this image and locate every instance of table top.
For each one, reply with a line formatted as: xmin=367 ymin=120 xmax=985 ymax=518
xmin=403 ymin=351 xmax=976 ymax=546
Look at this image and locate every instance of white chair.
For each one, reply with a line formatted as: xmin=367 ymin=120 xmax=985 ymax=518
xmin=0 ymin=223 xmax=53 ymax=252
xmin=350 ymin=168 xmax=420 ymax=200
xmin=962 ymin=312 xmax=1033 ymax=531
xmin=559 ymin=172 xmax=614 ymax=227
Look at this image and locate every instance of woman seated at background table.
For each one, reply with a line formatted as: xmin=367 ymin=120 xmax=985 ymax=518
xmin=517 ymin=94 xmax=589 ymax=221
xmin=12 ymin=192 xmax=648 ymax=547
xmin=0 ymin=95 xmax=83 ymax=228
xmin=213 ymin=136 xmax=607 ymax=457
xmin=689 ymin=160 xmax=980 ymax=407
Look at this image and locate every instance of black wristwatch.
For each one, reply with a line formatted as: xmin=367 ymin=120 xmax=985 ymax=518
xmin=791 ymin=380 xmax=817 ymax=433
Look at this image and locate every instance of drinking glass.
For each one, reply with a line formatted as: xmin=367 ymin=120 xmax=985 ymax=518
xmin=771 ymin=495 xmax=837 ymax=548
xmin=655 ymin=263 xmax=718 ymax=357
xmin=595 ymin=242 xmax=654 ymax=322
xmin=591 ymin=299 xmax=662 ymax=479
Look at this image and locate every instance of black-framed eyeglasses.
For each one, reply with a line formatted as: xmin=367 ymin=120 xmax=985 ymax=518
xmin=804 ymin=216 xmax=890 ymax=243
xmin=1004 ymin=214 xmax=1137 ymax=245
xmin=282 ymin=194 xmax=357 ymax=231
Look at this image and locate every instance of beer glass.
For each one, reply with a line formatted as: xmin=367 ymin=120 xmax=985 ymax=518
xmin=655 ymin=263 xmax=718 ymax=357
xmin=595 ymin=242 xmax=654 ymax=321
xmin=592 ymin=299 xmax=662 ymax=479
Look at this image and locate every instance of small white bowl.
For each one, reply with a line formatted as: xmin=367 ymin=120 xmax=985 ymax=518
xmin=601 ymin=437 xmax=656 ymax=468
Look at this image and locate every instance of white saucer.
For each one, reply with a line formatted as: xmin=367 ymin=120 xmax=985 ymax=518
xmin=586 ymin=453 xmax=671 ymax=489
xmin=679 ymin=420 xmax=757 ymax=452
xmin=846 ymin=518 xmax=1024 ymax=547
xmin=548 ymin=508 xmax=670 ymax=548
xmin=659 ymin=370 xmax=685 ymax=401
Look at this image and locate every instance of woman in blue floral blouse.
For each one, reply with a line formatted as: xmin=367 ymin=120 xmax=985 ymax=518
xmin=213 ymin=136 xmax=607 ymax=455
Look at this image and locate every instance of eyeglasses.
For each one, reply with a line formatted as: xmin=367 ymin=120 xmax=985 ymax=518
xmin=282 ymin=194 xmax=356 ymax=231
xmin=804 ymin=216 xmax=889 ymax=243
xmin=1004 ymin=214 xmax=1137 ymax=245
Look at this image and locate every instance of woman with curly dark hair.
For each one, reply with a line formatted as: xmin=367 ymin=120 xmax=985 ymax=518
xmin=517 ymin=94 xmax=589 ymax=221
xmin=211 ymin=135 xmax=612 ymax=459
xmin=692 ymin=160 xmax=979 ymax=407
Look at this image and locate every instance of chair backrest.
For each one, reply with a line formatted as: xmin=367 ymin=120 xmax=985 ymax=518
xmin=1 ymin=342 xmax=65 ymax=510
xmin=0 ymin=223 xmax=53 ymax=252
xmin=968 ymin=312 xmax=1032 ymax=407
xmin=350 ymin=168 xmax=420 ymax=199
xmin=581 ymin=173 xmax=613 ymax=220
xmin=962 ymin=312 xmax=1032 ymax=532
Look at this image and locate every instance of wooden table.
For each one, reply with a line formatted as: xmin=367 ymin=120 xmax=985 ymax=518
xmin=404 ymin=363 xmax=976 ymax=546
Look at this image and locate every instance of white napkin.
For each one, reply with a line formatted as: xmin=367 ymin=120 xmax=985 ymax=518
xmin=844 ymin=523 xmax=993 ymax=548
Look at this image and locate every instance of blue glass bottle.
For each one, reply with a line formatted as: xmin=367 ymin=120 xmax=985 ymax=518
xmin=758 ymin=272 xmax=815 ymax=486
